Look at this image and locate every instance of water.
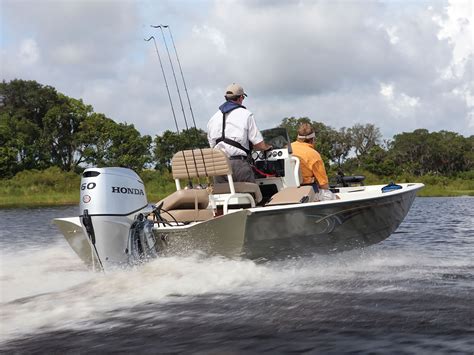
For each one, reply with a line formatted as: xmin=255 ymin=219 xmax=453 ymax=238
xmin=0 ymin=198 xmax=473 ymax=353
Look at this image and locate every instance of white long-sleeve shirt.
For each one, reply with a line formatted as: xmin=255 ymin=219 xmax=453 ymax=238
xmin=207 ymin=107 xmax=263 ymax=157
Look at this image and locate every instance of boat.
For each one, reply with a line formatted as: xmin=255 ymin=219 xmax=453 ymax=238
xmin=54 ymin=127 xmax=424 ymax=271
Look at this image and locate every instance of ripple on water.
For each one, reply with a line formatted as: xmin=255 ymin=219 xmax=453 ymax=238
xmin=0 ymin=198 xmax=473 ymax=352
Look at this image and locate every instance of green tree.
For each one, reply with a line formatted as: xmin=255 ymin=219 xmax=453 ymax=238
xmin=279 ymin=116 xmax=311 ymax=141
xmin=77 ymin=114 xmax=152 ymax=171
xmin=392 ymin=129 xmax=473 ymax=176
xmin=390 ymin=129 xmax=430 ymax=175
xmin=361 ymin=145 xmax=400 ymax=176
xmin=42 ymin=95 xmax=93 ymax=171
xmin=153 ymin=128 xmax=208 ymax=170
xmin=0 ymin=79 xmax=60 ymax=173
xmin=107 ymin=122 xmax=152 ymax=170
xmin=76 ymin=113 xmax=115 ymax=167
xmin=430 ymin=130 xmax=471 ymax=175
xmin=312 ymin=121 xmax=337 ymax=165
xmin=1 ymin=79 xmax=154 ymax=175
xmin=348 ymin=123 xmax=382 ymax=163
xmin=0 ymin=79 xmax=58 ymax=127
xmin=465 ymin=135 xmax=474 ymax=172
xmin=330 ymin=127 xmax=353 ymax=169
xmin=0 ymin=113 xmax=20 ymax=177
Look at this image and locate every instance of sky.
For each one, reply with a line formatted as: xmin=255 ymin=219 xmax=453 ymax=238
xmin=1 ymin=0 xmax=473 ymax=140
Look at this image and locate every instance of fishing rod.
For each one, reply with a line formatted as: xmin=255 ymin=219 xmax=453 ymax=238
xmin=165 ymin=25 xmax=207 ymax=177
xmin=162 ymin=25 xmax=198 ymax=129
xmin=151 ymin=25 xmax=189 ymax=131
xmin=151 ymin=25 xmax=209 ymax=182
xmin=144 ymin=36 xmax=192 ymax=184
xmin=144 ymin=36 xmax=180 ymax=134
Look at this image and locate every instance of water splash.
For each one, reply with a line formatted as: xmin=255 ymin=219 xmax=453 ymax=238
xmin=2 ymin=239 xmax=472 ymax=342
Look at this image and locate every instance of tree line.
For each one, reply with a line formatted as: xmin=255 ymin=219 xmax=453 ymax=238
xmin=0 ymin=80 xmax=151 ymax=176
xmin=1 ymin=79 xmax=472 ymax=179
xmin=279 ymin=117 xmax=473 ymax=177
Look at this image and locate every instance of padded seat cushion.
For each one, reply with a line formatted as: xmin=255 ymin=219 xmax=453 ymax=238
xmin=163 ymin=209 xmax=214 ymax=222
xmin=157 ymin=189 xmax=209 ymax=211
xmin=265 ymin=186 xmax=315 ymax=206
xmin=213 ymin=182 xmax=263 ymax=203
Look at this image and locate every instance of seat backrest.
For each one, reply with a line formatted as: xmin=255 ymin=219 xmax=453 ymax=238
xmin=171 ymin=148 xmax=257 ymax=213
xmin=171 ymin=148 xmax=232 ymax=180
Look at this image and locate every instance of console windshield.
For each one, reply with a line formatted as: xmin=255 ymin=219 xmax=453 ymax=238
xmin=260 ymin=128 xmax=291 ymax=152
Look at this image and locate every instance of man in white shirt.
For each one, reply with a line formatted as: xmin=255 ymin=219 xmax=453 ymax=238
xmin=207 ymin=83 xmax=272 ymax=183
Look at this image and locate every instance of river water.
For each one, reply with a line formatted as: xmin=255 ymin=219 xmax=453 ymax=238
xmin=0 ymin=197 xmax=473 ymax=353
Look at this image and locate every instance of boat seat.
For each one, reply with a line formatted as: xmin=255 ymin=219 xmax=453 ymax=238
xmin=171 ymin=148 xmax=257 ymax=215
xmin=161 ymin=208 xmax=214 ymax=223
xmin=213 ymin=182 xmax=263 ymax=204
xmin=154 ymin=189 xmax=212 ymax=223
xmin=265 ymin=185 xmax=315 ymax=206
xmin=156 ymin=189 xmax=209 ymax=211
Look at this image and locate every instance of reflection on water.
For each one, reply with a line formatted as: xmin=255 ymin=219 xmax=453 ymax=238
xmin=0 ymin=198 xmax=473 ymax=353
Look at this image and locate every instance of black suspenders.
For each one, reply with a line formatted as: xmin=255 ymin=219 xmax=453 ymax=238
xmin=215 ymin=110 xmax=251 ymax=156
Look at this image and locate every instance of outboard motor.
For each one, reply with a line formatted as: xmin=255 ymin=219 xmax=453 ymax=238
xmin=79 ymin=167 xmax=153 ymax=270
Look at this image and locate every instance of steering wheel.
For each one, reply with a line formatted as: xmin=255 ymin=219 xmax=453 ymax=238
xmin=251 ymin=149 xmax=271 ymax=161
xmin=251 ymin=150 xmax=260 ymax=161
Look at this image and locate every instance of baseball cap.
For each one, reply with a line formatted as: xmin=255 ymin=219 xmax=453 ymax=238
xmin=225 ymin=83 xmax=247 ymax=98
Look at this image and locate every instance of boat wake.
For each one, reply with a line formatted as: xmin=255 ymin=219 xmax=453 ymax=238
xmin=1 ymin=238 xmax=472 ymax=343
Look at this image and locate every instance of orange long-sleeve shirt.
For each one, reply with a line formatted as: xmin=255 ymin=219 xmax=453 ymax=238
xmin=290 ymin=141 xmax=329 ymax=186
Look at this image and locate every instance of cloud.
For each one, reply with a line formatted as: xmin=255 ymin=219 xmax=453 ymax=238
xmin=192 ymin=25 xmax=227 ymax=54
xmin=1 ymin=0 xmax=472 ymax=140
xmin=19 ymin=38 xmax=40 ymax=65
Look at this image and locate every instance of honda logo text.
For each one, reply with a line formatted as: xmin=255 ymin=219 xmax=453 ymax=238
xmin=111 ymin=186 xmax=145 ymax=195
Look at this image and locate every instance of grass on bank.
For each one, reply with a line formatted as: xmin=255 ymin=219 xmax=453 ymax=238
xmin=0 ymin=167 xmax=81 ymax=208
xmin=0 ymin=167 xmax=473 ymax=208
xmin=0 ymin=167 xmax=176 ymax=208
xmin=357 ymin=170 xmax=474 ymax=197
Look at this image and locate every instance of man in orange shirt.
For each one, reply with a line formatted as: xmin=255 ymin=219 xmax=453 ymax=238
xmin=291 ymin=123 xmax=336 ymax=200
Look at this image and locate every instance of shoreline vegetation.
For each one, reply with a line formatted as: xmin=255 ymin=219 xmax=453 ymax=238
xmin=2 ymin=80 xmax=473 ymax=209
xmin=1 ymin=167 xmax=472 ymax=209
